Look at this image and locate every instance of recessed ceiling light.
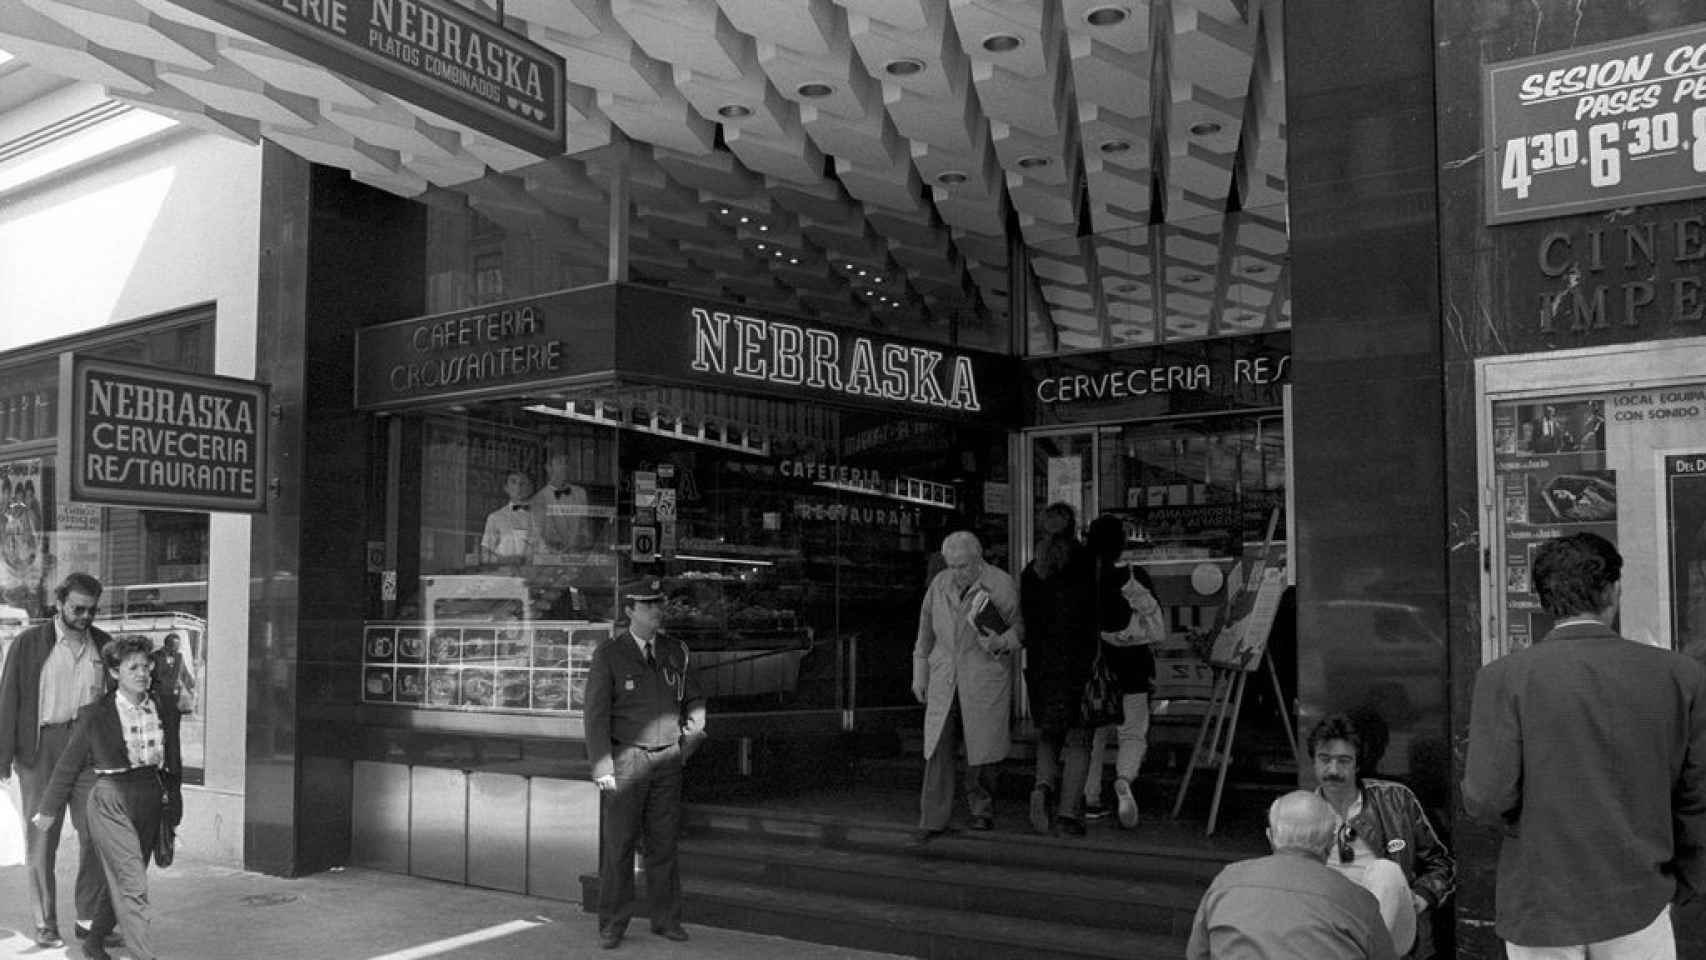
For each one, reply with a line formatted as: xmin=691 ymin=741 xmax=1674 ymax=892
xmin=1189 ymin=120 xmax=1222 ymax=136
xmin=1017 ymin=156 xmax=1050 ymax=169
xmin=1086 ymin=6 xmax=1128 ymax=26
xmin=1099 ymin=139 xmax=1133 ymax=154
xmin=758 ymin=224 xmax=769 ymax=231
xmin=756 ymin=243 xmax=766 ymax=250
xmin=789 ymin=257 xmax=799 ymax=264
xmin=739 ymin=216 xmax=750 ymax=223
xmin=885 ymin=58 xmax=926 ymax=76
xmin=718 ymin=207 xmax=729 ymax=214
xmin=797 ymin=82 xmax=834 ymax=98
xmin=936 ymin=171 xmax=968 ymax=184
xmin=717 ymin=104 xmax=752 ymax=118
xmin=982 ymin=34 xmax=1022 ymax=53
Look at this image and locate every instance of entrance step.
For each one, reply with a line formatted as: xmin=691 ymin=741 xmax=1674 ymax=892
xmin=581 ymin=803 xmax=1254 ymax=959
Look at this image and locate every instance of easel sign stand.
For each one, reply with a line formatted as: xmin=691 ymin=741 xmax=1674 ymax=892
xmin=1169 ymin=509 xmax=1304 ymax=835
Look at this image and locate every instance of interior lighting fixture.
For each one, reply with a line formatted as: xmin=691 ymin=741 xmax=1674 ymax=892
xmin=815 ymin=477 xmax=958 ymax=510
xmin=1086 ymin=6 xmax=1129 ymax=26
xmin=739 ymin=216 xmax=750 ymax=223
xmin=797 ymin=83 xmax=834 ymax=98
xmin=758 ymin=224 xmax=769 ymax=231
xmin=885 ymin=58 xmax=926 ymax=76
xmin=674 ymin=553 xmax=775 ymax=567
xmin=717 ymin=104 xmax=752 ymax=118
xmin=936 ymin=171 xmax=968 ymax=185
xmin=1017 ymin=156 xmax=1050 ymax=169
xmin=1189 ymin=120 xmax=1222 ymax=136
xmin=523 ymin=402 xmax=771 ymax=457
xmin=982 ymin=34 xmax=1021 ymax=52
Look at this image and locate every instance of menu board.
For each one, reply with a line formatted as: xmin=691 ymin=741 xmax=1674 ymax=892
xmin=361 ymin=619 xmax=607 ymax=715
xmin=1485 ymin=24 xmax=1706 ymax=224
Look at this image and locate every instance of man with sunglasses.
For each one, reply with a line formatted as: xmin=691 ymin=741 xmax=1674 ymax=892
xmin=1310 ymin=714 xmax=1455 ymax=959
xmin=0 ymin=571 xmax=115 ymax=950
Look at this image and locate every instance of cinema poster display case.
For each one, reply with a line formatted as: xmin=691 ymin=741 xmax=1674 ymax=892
xmin=1478 ymin=337 xmax=1706 ymax=663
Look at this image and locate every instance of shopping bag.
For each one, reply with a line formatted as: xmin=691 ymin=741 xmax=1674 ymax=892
xmin=0 ymin=781 xmax=24 ymax=867
xmin=1080 ymin=651 xmax=1124 ymax=728
xmin=1106 ymin=566 xmax=1167 ymax=648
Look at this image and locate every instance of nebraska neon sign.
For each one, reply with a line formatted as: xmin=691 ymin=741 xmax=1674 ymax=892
xmin=688 ymin=308 xmax=982 ymax=412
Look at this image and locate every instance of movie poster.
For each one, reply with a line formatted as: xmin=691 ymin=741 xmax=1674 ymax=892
xmin=0 ymin=459 xmax=46 ymax=616
xmin=1666 ymin=453 xmax=1706 ymax=661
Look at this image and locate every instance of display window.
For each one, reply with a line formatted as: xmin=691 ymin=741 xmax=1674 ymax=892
xmin=363 ymin=384 xmax=1010 ymax=724
xmin=1479 ymin=337 xmax=1706 ymax=663
xmin=0 ymin=311 xmax=215 ymax=782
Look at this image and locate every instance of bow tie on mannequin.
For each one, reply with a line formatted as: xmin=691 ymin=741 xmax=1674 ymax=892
xmin=510 ymin=503 xmax=529 ymax=511
xmin=554 ymin=487 xmax=573 ymax=498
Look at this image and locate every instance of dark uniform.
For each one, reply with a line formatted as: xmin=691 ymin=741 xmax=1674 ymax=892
xmin=584 ymin=580 xmax=706 ymax=945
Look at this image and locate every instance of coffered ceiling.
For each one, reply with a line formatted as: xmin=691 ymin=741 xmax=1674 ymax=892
xmin=0 ymin=0 xmax=1290 ymax=353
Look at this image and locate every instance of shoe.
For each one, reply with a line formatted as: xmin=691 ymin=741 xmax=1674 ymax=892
xmin=1057 ymin=816 xmax=1087 ymax=838
xmin=1083 ymin=801 xmax=1110 ymax=821
xmin=1028 ymin=784 xmax=1052 ymax=834
xmin=34 ymin=926 xmax=63 ymax=949
xmin=76 ymin=922 xmax=122 ymax=947
xmin=599 ymin=928 xmax=624 ymax=949
xmin=653 ymin=926 xmax=691 ymax=942
xmin=969 ymin=815 xmax=994 ymax=831
xmin=1115 ymin=777 xmax=1140 ymax=828
xmin=84 ymin=939 xmax=113 ymax=960
xmin=906 ymin=828 xmax=947 ymax=848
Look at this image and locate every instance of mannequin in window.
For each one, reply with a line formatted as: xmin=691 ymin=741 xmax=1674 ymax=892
xmin=481 ymin=471 xmax=534 ymax=564
xmin=529 ymin=452 xmax=589 ymax=557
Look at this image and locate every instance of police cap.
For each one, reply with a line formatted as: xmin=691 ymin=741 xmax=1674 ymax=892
xmin=620 ymin=578 xmax=667 ymax=606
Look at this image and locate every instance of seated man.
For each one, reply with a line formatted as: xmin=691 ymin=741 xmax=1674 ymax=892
xmin=1310 ymin=714 xmax=1455 ymax=959
xmin=1188 ymin=790 xmax=1396 ymax=960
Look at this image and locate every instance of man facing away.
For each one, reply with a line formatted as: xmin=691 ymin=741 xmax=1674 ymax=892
xmin=1464 ymin=532 xmax=1706 ymax=958
xmin=0 ymin=571 xmax=114 ymax=949
xmin=1310 ymin=713 xmax=1455 ymax=959
xmin=584 ymin=579 xmax=707 ymax=950
xmin=910 ymin=530 xmax=1021 ymax=845
xmin=1188 ymin=790 xmax=1397 ymax=960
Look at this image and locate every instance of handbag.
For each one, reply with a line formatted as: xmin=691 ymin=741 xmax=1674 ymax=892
xmin=1081 ymin=647 xmax=1124 ymax=728
xmin=154 ymin=818 xmax=175 ymax=868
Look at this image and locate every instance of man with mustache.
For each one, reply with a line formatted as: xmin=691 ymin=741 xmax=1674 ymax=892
xmin=1310 ymin=713 xmax=1455 ymax=959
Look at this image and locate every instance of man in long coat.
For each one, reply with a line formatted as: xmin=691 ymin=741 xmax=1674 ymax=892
xmin=910 ymin=530 xmax=1021 ymax=845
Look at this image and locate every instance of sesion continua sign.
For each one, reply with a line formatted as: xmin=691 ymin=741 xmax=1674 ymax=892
xmin=165 ymin=0 xmax=566 ymax=156
xmin=60 ymin=356 xmax=270 ymax=513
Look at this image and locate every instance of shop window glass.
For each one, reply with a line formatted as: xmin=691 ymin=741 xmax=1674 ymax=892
xmin=0 ymin=313 xmax=214 ymax=783
xmin=364 ymin=387 xmax=1009 ymax=722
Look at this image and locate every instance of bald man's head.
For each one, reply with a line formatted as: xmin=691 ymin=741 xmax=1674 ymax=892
xmin=1266 ymin=790 xmax=1337 ymax=859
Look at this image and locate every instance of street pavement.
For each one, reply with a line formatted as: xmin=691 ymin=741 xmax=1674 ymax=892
xmin=0 ymin=851 xmax=905 ymax=960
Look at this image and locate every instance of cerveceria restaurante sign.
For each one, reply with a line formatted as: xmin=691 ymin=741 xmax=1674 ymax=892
xmin=62 ymin=356 xmax=269 ymax=513
xmin=165 ymin=0 xmax=566 ymax=156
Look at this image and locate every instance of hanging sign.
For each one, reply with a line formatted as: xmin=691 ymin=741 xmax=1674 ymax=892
xmin=60 ymin=356 xmax=269 ymax=513
xmin=1485 ymin=24 xmax=1706 ymax=224
xmin=164 ymin=0 xmax=566 ymax=156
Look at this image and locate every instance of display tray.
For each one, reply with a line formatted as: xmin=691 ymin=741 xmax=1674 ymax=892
xmin=362 ymin=619 xmax=609 ymax=715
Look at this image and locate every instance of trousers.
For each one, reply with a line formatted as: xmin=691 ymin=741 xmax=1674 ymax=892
xmin=86 ymin=770 xmax=164 ymax=960
xmin=919 ymin=697 xmax=998 ymax=830
xmin=1505 ymin=906 xmax=1674 ymax=960
xmin=18 ymin=722 xmax=107 ymax=932
xmin=598 ymin=743 xmax=684 ymax=935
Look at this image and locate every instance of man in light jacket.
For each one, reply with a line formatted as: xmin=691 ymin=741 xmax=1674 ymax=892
xmin=909 ymin=530 xmax=1021 ymax=845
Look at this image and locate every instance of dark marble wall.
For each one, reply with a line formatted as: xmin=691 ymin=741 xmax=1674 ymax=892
xmin=246 ymin=150 xmax=425 ymax=875
xmin=1433 ymin=2 xmax=1706 ymax=957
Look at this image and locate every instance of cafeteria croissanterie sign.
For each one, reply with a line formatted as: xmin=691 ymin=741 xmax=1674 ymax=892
xmin=62 ymin=357 xmax=269 ymax=513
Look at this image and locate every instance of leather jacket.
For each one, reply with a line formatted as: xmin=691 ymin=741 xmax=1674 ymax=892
xmin=1332 ymin=778 xmax=1456 ymax=959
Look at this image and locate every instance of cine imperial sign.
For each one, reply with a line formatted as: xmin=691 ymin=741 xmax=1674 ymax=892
xmin=166 ymin=0 xmax=566 ymax=156
xmin=61 ymin=357 xmax=270 ymax=513
xmin=1485 ymin=24 xmax=1706 ymax=224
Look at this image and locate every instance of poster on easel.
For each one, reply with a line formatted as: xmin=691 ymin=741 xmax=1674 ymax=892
xmin=1209 ymin=546 xmax=1288 ymax=672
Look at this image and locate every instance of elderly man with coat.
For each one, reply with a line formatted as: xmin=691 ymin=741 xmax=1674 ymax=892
xmin=909 ymin=530 xmax=1022 ymax=846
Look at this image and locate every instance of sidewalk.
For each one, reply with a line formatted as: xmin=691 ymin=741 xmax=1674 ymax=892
xmin=0 ymin=856 xmax=906 ymax=960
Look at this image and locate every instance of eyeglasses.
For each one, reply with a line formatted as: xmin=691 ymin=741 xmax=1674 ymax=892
xmin=1336 ymin=823 xmax=1357 ymax=863
xmin=64 ymin=605 xmax=97 ymax=615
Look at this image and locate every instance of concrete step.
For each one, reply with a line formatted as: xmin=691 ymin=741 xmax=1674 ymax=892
xmin=680 ymin=833 xmax=1205 ymax=938
xmin=684 ymin=802 xmax=1243 ymax=885
xmin=584 ymin=873 xmax=1188 ymax=960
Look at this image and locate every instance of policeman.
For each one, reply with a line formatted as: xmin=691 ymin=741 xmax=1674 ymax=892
xmin=584 ymin=579 xmax=706 ymax=950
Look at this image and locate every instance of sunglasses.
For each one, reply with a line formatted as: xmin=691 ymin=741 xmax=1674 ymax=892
xmin=1337 ymin=823 xmax=1357 ymax=863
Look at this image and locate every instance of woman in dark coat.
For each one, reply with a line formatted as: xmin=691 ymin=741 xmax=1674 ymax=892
xmin=32 ymin=634 xmax=181 ymax=960
xmin=1020 ymin=502 xmax=1100 ymax=836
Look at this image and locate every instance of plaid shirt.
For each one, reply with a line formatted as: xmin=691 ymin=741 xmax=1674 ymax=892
xmin=109 ymin=692 xmax=164 ymax=770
